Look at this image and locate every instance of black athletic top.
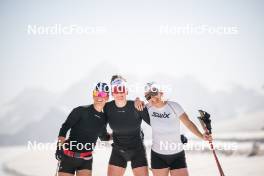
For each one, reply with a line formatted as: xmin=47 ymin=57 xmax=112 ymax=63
xmin=58 ymin=105 xmax=109 ymax=152
xmin=104 ymin=100 xmax=150 ymax=150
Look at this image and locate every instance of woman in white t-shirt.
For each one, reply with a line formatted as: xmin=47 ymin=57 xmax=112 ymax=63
xmin=135 ymin=82 xmax=212 ymax=176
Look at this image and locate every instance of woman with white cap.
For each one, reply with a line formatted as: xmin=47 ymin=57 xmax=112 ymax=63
xmin=104 ymin=75 xmax=150 ymax=176
xmin=135 ymin=82 xmax=212 ymax=176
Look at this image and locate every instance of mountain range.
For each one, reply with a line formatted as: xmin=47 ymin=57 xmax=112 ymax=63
xmin=0 ymin=64 xmax=263 ymax=145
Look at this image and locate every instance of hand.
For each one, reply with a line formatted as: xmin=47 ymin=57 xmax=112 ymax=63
xmin=203 ymin=133 xmax=213 ymax=142
xmin=134 ymin=97 xmax=145 ymax=111
xmin=180 ymin=134 xmax=188 ymax=144
xmin=55 ymin=142 xmax=64 ymax=161
xmin=109 ymin=133 xmax=113 ymax=141
xmin=58 ymin=136 xmax=66 ymax=143
xmin=105 ymin=132 xmax=113 ymax=141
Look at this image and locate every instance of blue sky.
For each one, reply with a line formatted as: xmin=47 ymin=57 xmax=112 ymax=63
xmin=0 ymin=0 xmax=264 ymax=104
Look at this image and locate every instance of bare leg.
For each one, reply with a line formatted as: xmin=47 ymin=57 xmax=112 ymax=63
xmin=170 ymin=168 xmax=189 ymax=176
xmin=152 ymin=168 xmax=169 ymax=176
xmin=58 ymin=172 xmax=74 ymax=176
xmin=107 ymin=164 xmax=126 ymax=176
xmin=132 ymin=166 xmax=149 ymax=176
xmin=76 ymin=169 xmax=92 ymax=176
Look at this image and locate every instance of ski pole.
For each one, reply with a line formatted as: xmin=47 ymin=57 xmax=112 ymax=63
xmin=55 ymin=161 xmax=60 ymax=176
xmin=198 ymin=110 xmax=225 ymax=176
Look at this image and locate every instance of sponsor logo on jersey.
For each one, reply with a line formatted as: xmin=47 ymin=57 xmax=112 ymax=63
xmin=152 ymin=112 xmax=170 ymax=118
xmin=117 ymin=110 xmax=126 ymax=113
xmin=94 ymin=114 xmax=101 ymax=119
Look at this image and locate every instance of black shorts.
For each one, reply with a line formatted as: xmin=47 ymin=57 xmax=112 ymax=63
xmin=151 ymin=150 xmax=187 ymax=170
xmin=109 ymin=146 xmax=148 ymax=169
xmin=58 ymin=155 xmax=93 ymax=174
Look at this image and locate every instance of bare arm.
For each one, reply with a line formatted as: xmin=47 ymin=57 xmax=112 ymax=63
xmin=134 ymin=97 xmax=145 ymax=111
xmin=180 ymin=112 xmax=212 ymax=141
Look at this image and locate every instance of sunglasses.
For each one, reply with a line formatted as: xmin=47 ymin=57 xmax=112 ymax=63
xmin=93 ymin=90 xmax=108 ymax=98
xmin=145 ymin=91 xmax=159 ymax=101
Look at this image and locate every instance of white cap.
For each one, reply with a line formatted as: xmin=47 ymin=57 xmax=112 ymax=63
xmin=145 ymin=82 xmax=159 ymax=93
xmin=111 ymin=78 xmax=127 ymax=87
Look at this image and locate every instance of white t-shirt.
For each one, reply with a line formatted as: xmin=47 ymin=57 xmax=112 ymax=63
xmin=146 ymin=101 xmax=185 ymax=155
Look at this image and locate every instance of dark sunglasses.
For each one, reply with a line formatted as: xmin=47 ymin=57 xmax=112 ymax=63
xmin=145 ymin=91 xmax=159 ymax=101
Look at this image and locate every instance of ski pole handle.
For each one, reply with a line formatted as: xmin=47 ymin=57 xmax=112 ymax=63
xmin=197 ymin=117 xmax=208 ymax=133
xmin=198 ymin=110 xmax=212 ymax=134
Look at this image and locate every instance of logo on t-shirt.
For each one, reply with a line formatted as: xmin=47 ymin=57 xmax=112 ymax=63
xmin=117 ymin=110 xmax=126 ymax=113
xmin=94 ymin=114 xmax=102 ymax=119
xmin=152 ymin=112 xmax=170 ymax=118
